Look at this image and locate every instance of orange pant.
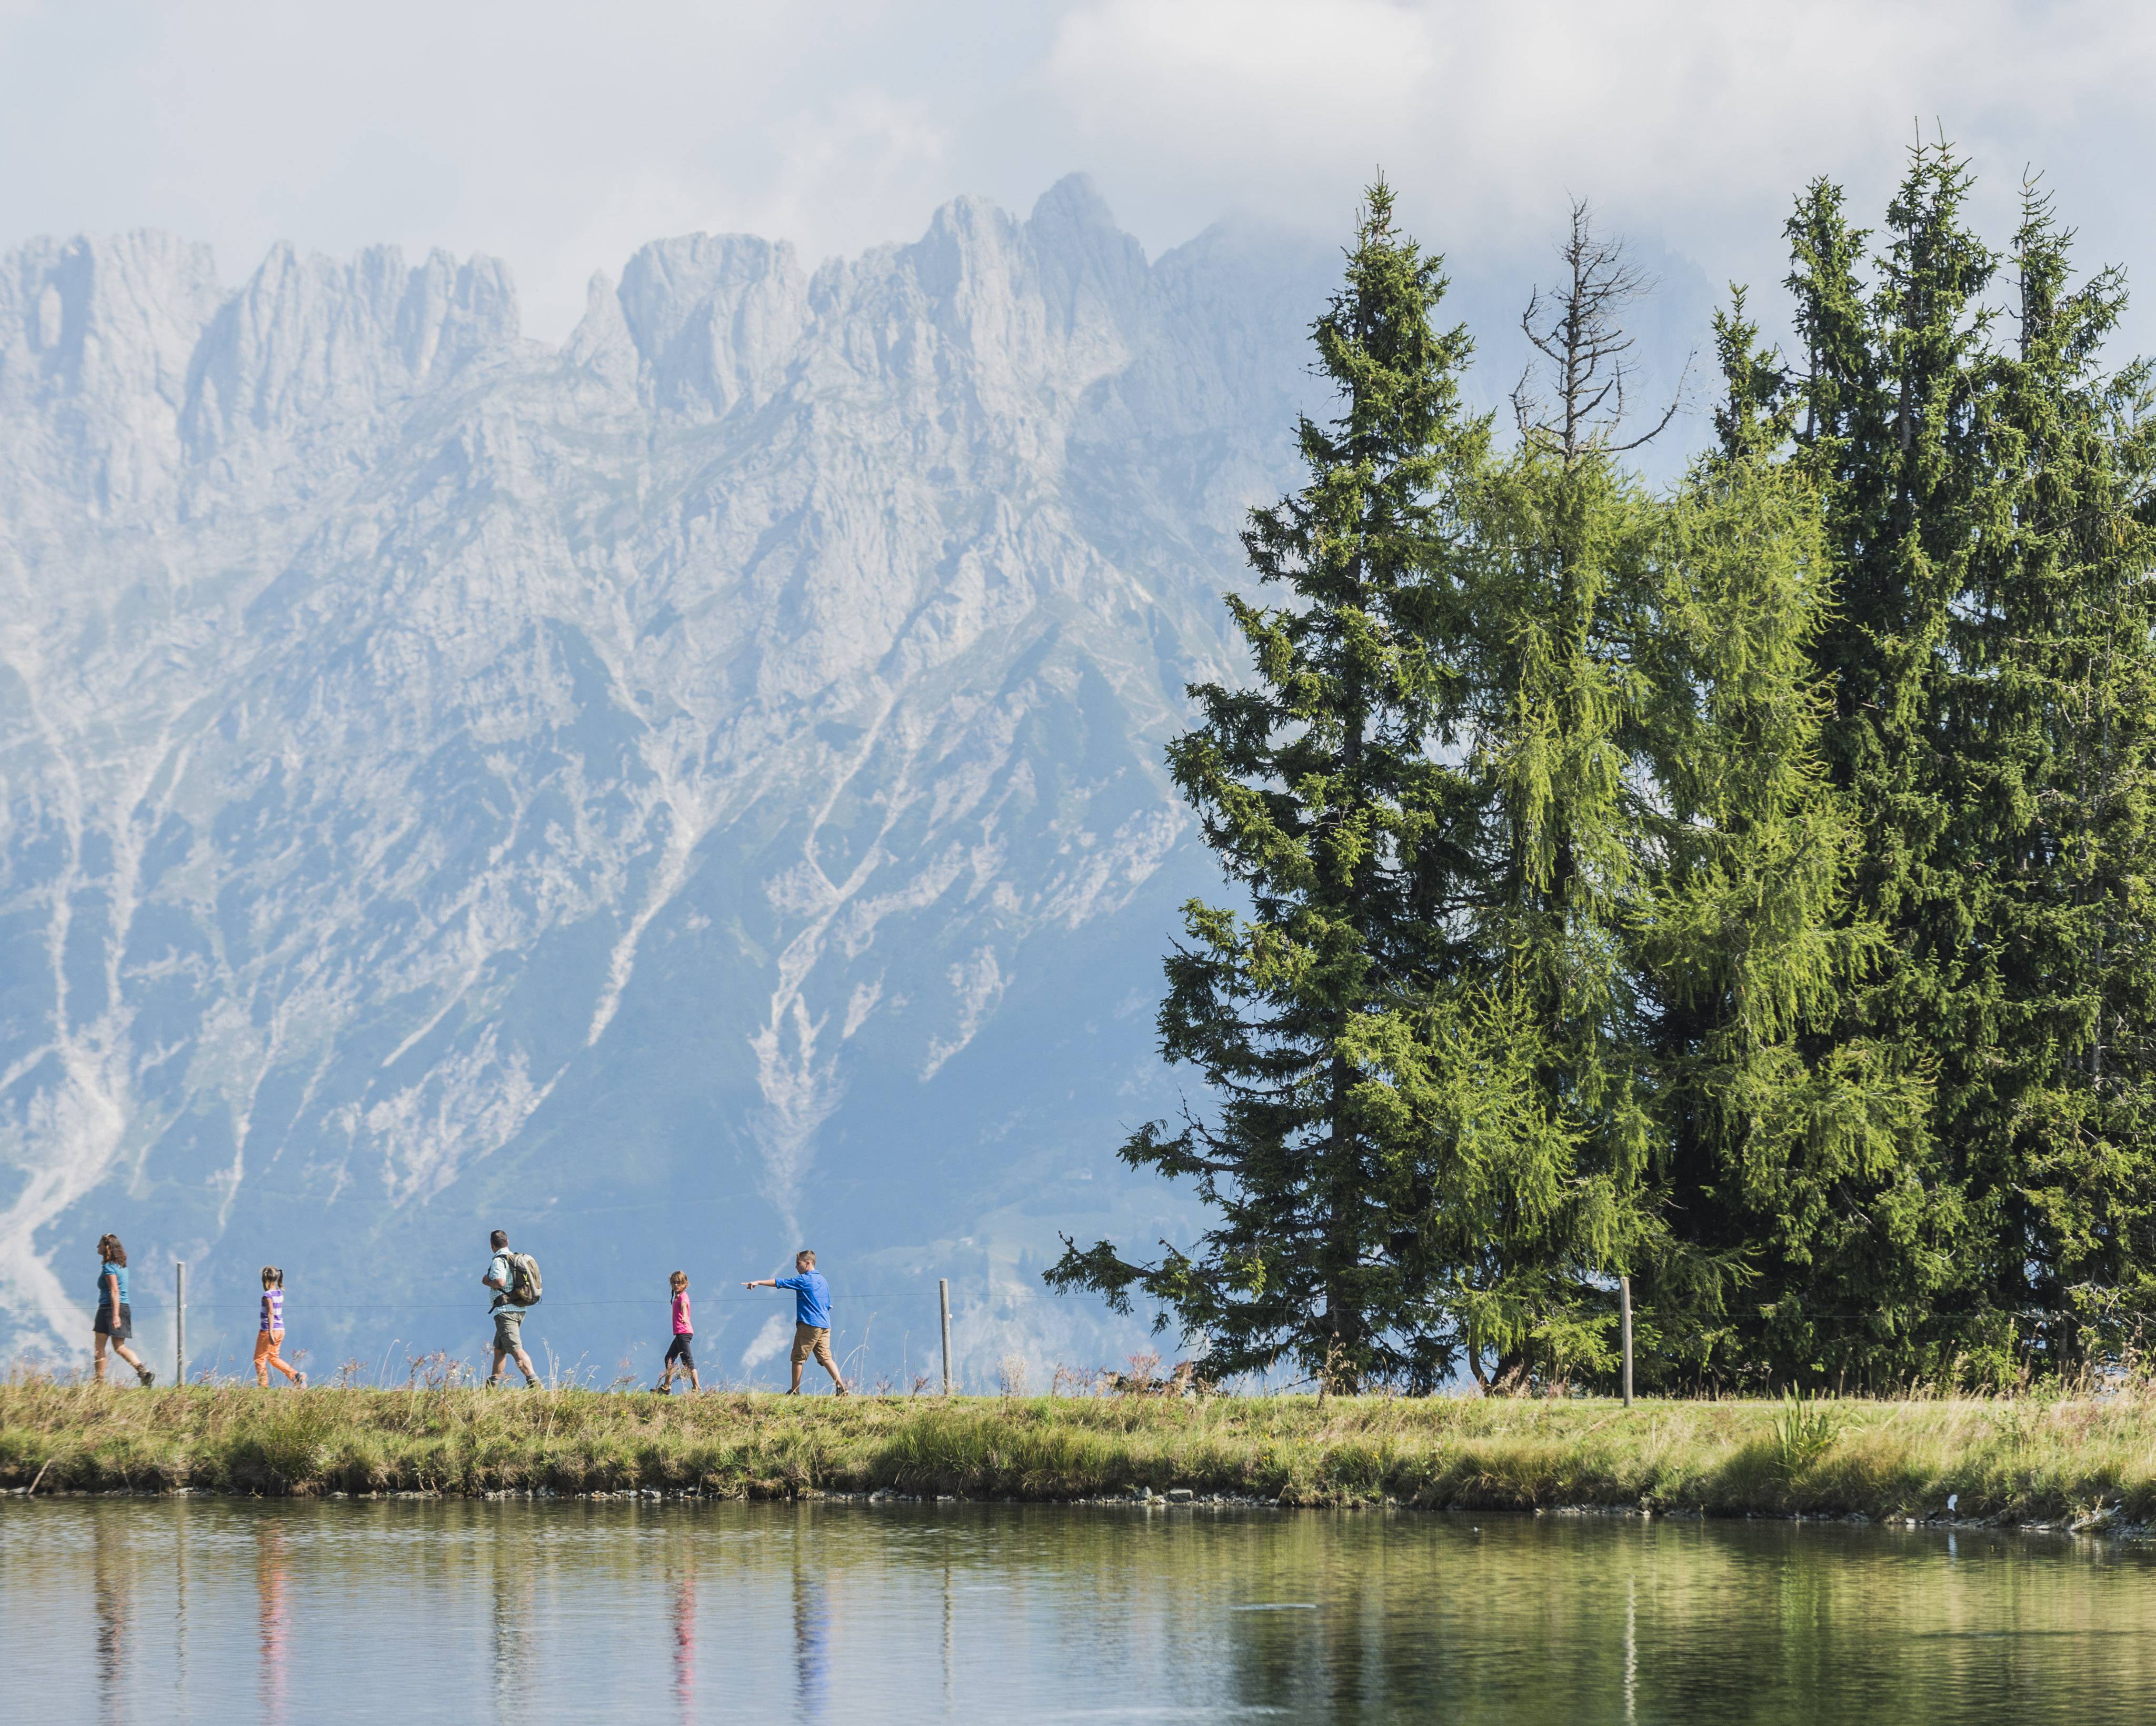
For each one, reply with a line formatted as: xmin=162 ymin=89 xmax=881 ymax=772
xmin=255 ymin=1330 xmax=299 ymax=1386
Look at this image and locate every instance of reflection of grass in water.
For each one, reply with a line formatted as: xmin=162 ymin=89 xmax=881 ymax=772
xmin=2 ymin=1367 xmax=2152 ymax=1525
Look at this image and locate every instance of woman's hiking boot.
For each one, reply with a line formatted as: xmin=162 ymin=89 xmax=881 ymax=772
xmin=136 ymin=1367 xmax=155 ymax=1387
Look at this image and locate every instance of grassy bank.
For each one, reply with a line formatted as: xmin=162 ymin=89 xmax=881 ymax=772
xmin=4 ymin=1378 xmax=2153 ymax=1527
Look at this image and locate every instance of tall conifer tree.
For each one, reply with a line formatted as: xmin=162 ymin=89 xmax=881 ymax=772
xmin=1044 ymin=182 xmax=1490 ymax=1393
xmin=1696 ymin=144 xmax=1997 ymax=1381
xmin=1966 ymin=190 xmax=2156 ymax=1358
xmin=1692 ymin=143 xmax=2156 ymax=1381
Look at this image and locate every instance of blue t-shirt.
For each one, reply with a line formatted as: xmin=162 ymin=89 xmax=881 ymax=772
xmin=97 ymin=1261 xmax=128 ymax=1309
xmin=775 ymin=1270 xmax=831 ymax=1329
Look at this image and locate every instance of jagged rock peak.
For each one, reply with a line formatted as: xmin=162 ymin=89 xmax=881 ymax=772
xmin=182 ymin=242 xmax=520 ymax=457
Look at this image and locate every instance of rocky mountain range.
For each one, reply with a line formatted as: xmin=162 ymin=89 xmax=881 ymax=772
xmin=0 ymin=173 xmax=1711 ymax=1387
xmin=0 ymin=176 xmax=1350 ymax=1385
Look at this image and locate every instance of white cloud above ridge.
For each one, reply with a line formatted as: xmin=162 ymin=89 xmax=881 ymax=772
xmin=1 ymin=0 xmax=2150 ymax=350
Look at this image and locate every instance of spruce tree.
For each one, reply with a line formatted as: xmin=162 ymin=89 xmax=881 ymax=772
xmin=1043 ymin=182 xmax=1490 ymax=1393
xmin=1695 ymin=144 xmax=1997 ymax=1383
xmin=1968 ymin=188 xmax=2156 ymax=1360
xmin=1690 ymin=143 xmax=2156 ymax=1382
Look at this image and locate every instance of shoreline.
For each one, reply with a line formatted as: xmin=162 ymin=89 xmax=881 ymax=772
xmin=5 ymin=1382 xmax=2152 ymax=1536
xmin=8 ymin=1483 xmax=2139 ymax=1542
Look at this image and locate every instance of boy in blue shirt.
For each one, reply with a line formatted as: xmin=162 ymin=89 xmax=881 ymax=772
xmin=744 ymin=1249 xmax=848 ymax=1395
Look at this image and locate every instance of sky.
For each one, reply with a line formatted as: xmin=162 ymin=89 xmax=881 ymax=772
xmin=2 ymin=0 xmax=2153 ymax=356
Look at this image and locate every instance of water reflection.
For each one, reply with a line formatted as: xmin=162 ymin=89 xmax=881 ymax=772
xmin=91 ymin=1504 xmax=131 ymax=1721
xmin=256 ymin=1519 xmax=290 ymax=1721
xmin=1624 ymin=1571 xmax=1638 ymax=1723
xmin=6 ymin=1499 xmax=2156 ymax=1724
xmin=671 ymin=1568 xmax=695 ymax=1720
xmin=489 ymin=1504 xmax=535 ymax=1715
xmin=792 ymin=1559 xmax=831 ymax=1720
xmin=940 ymin=1559 xmax=954 ymax=1713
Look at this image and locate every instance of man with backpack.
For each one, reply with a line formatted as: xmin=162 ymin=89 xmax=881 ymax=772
xmin=482 ymin=1228 xmax=541 ymax=1387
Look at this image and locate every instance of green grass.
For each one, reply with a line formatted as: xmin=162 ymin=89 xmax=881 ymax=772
xmin=4 ymin=1374 xmax=2153 ymax=1525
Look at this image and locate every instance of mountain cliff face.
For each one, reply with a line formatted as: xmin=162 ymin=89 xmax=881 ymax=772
xmin=0 ymin=178 xmax=1331 ymax=1383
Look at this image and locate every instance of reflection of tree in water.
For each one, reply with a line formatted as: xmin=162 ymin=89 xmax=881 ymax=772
xmin=1202 ymin=1516 xmax=1388 ymax=1716
xmin=256 ymin=1516 xmax=291 ymax=1720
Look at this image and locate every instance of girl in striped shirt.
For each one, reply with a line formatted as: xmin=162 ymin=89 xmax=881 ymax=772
xmin=255 ymin=1266 xmax=305 ymax=1388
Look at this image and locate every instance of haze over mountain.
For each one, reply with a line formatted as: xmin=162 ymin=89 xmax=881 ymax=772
xmin=0 ymin=176 xmax=1706 ymax=1384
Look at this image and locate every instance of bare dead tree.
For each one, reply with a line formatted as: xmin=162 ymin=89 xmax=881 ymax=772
xmin=1512 ymin=198 xmax=1690 ymax=465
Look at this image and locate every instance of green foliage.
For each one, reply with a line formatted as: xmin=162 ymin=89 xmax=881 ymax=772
xmin=1056 ymin=153 xmax=2156 ymax=1394
xmin=1674 ymin=140 xmax=2156 ymax=1384
xmin=1770 ymin=1388 xmax=1843 ymax=1480
xmin=1053 ymin=185 xmax=1879 ymax=1396
xmin=1045 ymin=178 xmax=1492 ymax=1393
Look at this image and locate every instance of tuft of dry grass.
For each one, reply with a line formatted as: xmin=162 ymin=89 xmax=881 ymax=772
xmin=5 ymin=1368 xmax=2155 ymax=1523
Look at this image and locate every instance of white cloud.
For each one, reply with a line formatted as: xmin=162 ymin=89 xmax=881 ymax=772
xmin=741 ymin=1311 xmax=792 ymax=1371
xmin=1046 ymin=1 xmax=2156 ymax=300
xmin=2 ymin=1 xmax=2152 ymax=345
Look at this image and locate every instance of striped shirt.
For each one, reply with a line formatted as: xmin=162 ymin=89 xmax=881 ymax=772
xmin=260 ymin=1289 xmax=284 ymax=1332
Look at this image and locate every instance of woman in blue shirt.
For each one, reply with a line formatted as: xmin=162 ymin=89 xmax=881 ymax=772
xmin=93 ymin=1233 xmax=154 ymax=1386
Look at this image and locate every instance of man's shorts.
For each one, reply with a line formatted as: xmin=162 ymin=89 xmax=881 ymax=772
xmin=790 ymin=1323 xmax=836 ymax=1368
xmin=492 ymin=1307 xmax=525 ymax=1352
xmin=94 ymin=1302 xmax=132 ymax=1341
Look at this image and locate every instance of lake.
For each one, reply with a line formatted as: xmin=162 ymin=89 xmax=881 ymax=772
xmin=4 ymin=1497 xmax=2152 ymax=1722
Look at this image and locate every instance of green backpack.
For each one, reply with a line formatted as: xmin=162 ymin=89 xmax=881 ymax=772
xmin=505 ymin=1251 xmax=543 ymax=1307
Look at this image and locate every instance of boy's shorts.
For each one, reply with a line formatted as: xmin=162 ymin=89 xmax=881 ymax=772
xmin=791 ymin=1323 xmax=836 ymax=1369
xmin=664 ymin=1334 xmax=695 ymax=1370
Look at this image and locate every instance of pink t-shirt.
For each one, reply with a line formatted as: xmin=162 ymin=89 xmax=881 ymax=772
xmin=671 ymin=1290 xmax=692 ymax=1334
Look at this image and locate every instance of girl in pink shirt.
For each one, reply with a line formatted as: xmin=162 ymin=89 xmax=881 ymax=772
xmin=656 ymin=1270 xmax=700 ymax=1393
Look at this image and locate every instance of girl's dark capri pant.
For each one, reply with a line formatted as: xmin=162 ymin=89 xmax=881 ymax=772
xmin=665 ymin=1334 xmax=695 ymax=1370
